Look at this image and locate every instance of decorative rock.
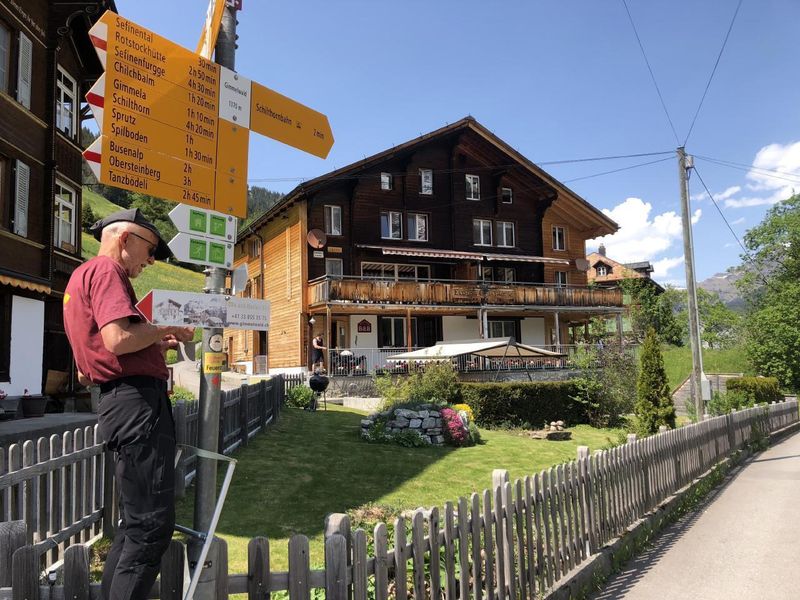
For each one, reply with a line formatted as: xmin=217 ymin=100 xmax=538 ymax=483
xmin=433 ymin=435 xmax=445 ymax=444
xmin=546 ymin=431 xmax=572 ymax=441
xmin=549 ymin=425 xmax=558 ymax=431
xmin=418 ymin=410 xmax=429 ymax=419
xmin=427 ymin=428 xmax=442 ymax=435
xmin=429 ymin=410 xmax=440 ymax=418
xmin=409 ymin=418 xmax=422 ymax=429
xmin=395 ymin=409 xmax=419 ymax=419
xmin=434 ymin=418 xmax=443 ymax=427
xmin=361 ymin=419 xmax=373 ymax=427
xmin=395 ymin=417 xmax=410 ymax=427
xmin=557 ymin=420 xmax=565 ymax=427
xmin=421 ymin=417 xmax=436 ymax=429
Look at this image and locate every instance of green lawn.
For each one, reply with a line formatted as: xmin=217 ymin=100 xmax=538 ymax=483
xmin=661 ymin=344 xmax=751 ymax=391
xmin=176 ymin=406 xmax=624 ymax=574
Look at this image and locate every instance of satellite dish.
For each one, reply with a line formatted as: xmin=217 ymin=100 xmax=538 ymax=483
xmin=574 ymin=258 xmax=590 ymax=272
xmin=307 ymin=229 xmax=327 ymax=249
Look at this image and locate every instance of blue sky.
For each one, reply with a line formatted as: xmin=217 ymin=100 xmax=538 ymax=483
xmin=114 ymin=0 xmax=800 ymax=284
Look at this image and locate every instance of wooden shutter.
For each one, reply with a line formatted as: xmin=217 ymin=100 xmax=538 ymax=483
xmin=17 ymin=32 xmax=32 ymax=108
xmin=14 ymin=160 xmax=29 ymax=237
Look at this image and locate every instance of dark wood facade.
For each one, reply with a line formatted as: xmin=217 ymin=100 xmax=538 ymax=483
xmin=0 ymin=0 xmax=113 ymax=395
xmin=230 ymin=118 xmax=622 ymax=373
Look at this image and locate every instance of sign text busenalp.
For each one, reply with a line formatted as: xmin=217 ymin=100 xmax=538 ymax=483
xmin=137 ymin=290 xmax=270 ymax=331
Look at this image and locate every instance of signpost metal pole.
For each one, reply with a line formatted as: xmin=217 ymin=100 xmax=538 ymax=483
xmin=191 ymin=4 xmax=238 ymax=598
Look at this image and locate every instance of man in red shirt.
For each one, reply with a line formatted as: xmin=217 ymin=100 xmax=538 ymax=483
xmin=64 ymin=208 xmax=194 ymax=600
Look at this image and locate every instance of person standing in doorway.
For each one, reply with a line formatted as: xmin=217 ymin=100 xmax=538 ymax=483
xmin=63 ymin=208 xmax=194 ymax=600
xmin=311 ymin=333 xmax=327 ymax=372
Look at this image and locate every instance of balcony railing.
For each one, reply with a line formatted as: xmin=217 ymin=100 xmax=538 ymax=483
xmin=307 ymin=276 xmax=623 ymax=308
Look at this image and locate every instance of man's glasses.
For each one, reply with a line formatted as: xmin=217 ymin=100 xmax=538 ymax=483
xmin=127 ymin=231 xmax=158 ymax=258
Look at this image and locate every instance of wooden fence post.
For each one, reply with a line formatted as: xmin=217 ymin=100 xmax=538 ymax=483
xmin=577 ymin=446 xmax=595 ymax=556
xmin=64 ymin=544 xmax=91 ymax=600
xmin=325 ymin=533 xmax=348 ymax=600
xmin=11 ymin=545 xmax=40 ymax=600
xmin=325 ymin=513 xmax=352 ymax=599
xmin=214 ymin=537 xmax=229 ymax=599
xmin=218 ymin=390 xmax=227 ymax=453
xmin=0 ymin=520 xmax=27 ymax=587
xmin=259 ymin=379 xmax=267 ymax=430
xmin=727 ymin=409 xmax=737 ymax=452
xmin=240 ymin=383 xmax=249 ymax=448
xmin=248 ymin=537 xmax=271 ymax=600
xmin=102 ymin=449 xmax=117 ymax=539
xmin=160 ymin=540 xmax=185 ymax=600
xmin=289 ymin=535 xmax=311 ymax=600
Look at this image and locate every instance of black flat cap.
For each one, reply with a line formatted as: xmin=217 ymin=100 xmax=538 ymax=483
xmin=89 ymin=208 xmax=173 ymax=260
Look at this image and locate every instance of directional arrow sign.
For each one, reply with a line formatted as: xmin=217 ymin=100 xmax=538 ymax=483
xmin=168 ymin=232 xmax=233 ymax=268
xmin=169 ymin=204 xmax=237 ymax=241
xmin=137 ymin=289 xmax=270 ymax=331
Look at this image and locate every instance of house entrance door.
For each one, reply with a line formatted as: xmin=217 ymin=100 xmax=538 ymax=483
xmin=331 ymin=318 xmax=348 ymax=349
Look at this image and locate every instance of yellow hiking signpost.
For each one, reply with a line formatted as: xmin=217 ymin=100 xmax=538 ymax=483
xmin=83 ymin=10 xmax=334 ymax=218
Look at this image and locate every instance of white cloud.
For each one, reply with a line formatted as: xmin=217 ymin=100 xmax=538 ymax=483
xmin=589 ymin=197 xmax=701 ymax=267
xmin=651 ymin=256 xmax=684 ymax=279
xmin=692 ymin=185 xmax=740 ymax=203
xmin=730 ymin=217 xmax=745 ymax=225
xmin=723 ymin=141 xmax=800 ymax=208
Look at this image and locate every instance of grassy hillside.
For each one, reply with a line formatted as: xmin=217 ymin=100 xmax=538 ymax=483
xmin=661 ymin=344 xmax=751 ymax=391
xmin=83 ymin=186 xmax=125 ymax=219
xmin=81 ymin=187 xmax=205 ymax=297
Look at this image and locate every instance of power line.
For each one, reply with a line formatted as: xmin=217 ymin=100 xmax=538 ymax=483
xmin=694 ymin=154 xmax=800 ymax=181
xmin=683 ymin=0 xmax=744 ymax=145
xmin=621 ymin=0 xmax=680 ymax=145
xmin=563 ymin=156 xmax=673 ymax=183
xmin=246 ymin=150 xmax=675 ymax=184
xmin=694 ymin=156 xmax=800 ymax=186
xmin=692 ymin=164 xmax=780 ymax=289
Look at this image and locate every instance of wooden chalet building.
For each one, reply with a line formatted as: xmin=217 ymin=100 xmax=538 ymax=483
xmin=587 ymin=244 xmax=664 ymax=292
xmin=228 ymin=117 xmax=624 ymax=374
xmin=0 ymin=0 xmax=114 ymax=397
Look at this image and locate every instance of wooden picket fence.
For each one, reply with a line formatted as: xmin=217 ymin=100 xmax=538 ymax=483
xmin=0 ymin=375 xmax=285 ymax=574
xmin=0 ymin=399 xmax=797 ymax=599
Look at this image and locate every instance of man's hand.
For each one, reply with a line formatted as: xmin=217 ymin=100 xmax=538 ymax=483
xmin=168 ymin=327 xmax=196 ymax=343
xmin=77 ymin=370 xmax=92 ymax=387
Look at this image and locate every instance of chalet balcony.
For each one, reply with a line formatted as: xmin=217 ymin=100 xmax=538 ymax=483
xmin=307 ymin=276 xmax=623 ymax=310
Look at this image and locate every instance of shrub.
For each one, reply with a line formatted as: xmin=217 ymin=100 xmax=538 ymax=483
xmin=707 ymin=389 xmax=756 ymax=416
xmin=377 ymin=362 xmax=461 ymax=410
xmin=635 ymin=328 xmax=676 ymax=434
xmin=286 ymin=385 xmax=315 ymax=409
xmin=165 ymin=349 xmax=178 ymax=365
xmin=726 ymin=376 xmax=783 ymax=404
xmin=461 ymin=381 xmax=586 ymax=429
xmin=441 ymin=407 xmax=470 ymax=446
xmin=170 ymin=386 xmax=195 ymax=405
xmin=468 ymin=422 xmax=483 ymax=445
xmin=451 ymin=403 xmax=474 ymax=422
xmin=393 ymin=429 xmax=430 ymax=448
xmin=569 ymin=344 xmax=637 ymax=428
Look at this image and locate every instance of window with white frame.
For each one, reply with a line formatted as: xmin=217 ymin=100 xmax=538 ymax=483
xmin=555 ymin=271 xmax=568 ymax=287
xmin=54 ymin=180 xmax=76 ymax=250
xmin=465 ymin=174 xmax=480 ymax=200
xmin=361 ymin=262 xmax=430 ymax=281
xmin=325 ymin=258 xmax=343 ymax=278
xmin=324 ymin=205 xmax=342 ymax=235
xmin=473 ymin=219 xmax=492 ymax=246
xmin=552 ymin=226 xmax=566 ymax=251
xmin=501 ymin=187 xmax=513 ymax=204
xmin=56 ymin=67 xmax=77 ymax=138
xmin=596 ymin=264 xmax=608 ymax=276
xmin=379 ymin=316 xmax=405 ymax=347
xmin=0 ymin=22 xmax=9 ymax=93
xmin=497 ymin=267 xmax=515 ymax=282
xmin=489 ymin=320 xmax=516 ymax=339
xmin=406 ymin=213 xmax=428 ymax=241
xmin=380 ymin=172 xmax=392 ymax=190
xmin=496 ymin=221 xmax=515 ymax=247
xmin=380 ymin=210 xmax=402 ymax=239
xmin=249 ymin=237 xmax=261 ymax=258
xmin=419 ymin=168 xmax=433 ymax=195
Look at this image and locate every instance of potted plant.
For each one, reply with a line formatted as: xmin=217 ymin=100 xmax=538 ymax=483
xmin=21 ymin=389 xmax=48 ymax=418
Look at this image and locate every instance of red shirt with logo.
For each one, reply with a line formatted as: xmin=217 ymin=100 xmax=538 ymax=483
xmin=64 ymin=256 xmax=167 ymax=383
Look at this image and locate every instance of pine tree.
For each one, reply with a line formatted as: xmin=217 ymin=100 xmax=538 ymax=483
xmin=635 ymin=328 xmax=676 ymax=434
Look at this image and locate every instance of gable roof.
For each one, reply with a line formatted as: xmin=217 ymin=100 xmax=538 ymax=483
xmin=242 ymin=116 xmax=618 ymax=238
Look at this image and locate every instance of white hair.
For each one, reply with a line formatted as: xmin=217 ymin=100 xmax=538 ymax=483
xmin=100 ymin=221 xmax=137 ymax=242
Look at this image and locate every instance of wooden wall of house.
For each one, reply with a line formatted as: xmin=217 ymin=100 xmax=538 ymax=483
xmin=226 ymin=202 xmax=306 ymax=371
xmin=541 ymin=195 xmax=593 ymax=287
xmin=305 ymin=129 xmax=557 ymax=284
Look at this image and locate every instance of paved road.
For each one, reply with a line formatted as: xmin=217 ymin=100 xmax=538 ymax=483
xmin=591 ymin=430 xmax=800 ymax=600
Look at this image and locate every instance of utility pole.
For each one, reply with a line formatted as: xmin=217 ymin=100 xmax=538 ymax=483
xmin=678 ymin=147 xmax=707 ymax=420
xmin=190 ymin=4 xmax=237 ymax=598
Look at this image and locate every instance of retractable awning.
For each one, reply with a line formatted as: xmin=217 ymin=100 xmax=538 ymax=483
xmin=0 ymin=274 xmax=51 ymax=294
xmin=387 ymin=338 xmax=564 ymax=361
xmin=358 ymin=245 xmax=485 ymax=261
xmin=484 ymin=253 xmax=571 ymax=265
